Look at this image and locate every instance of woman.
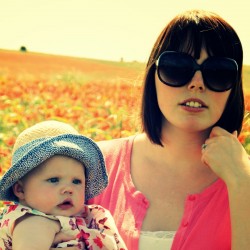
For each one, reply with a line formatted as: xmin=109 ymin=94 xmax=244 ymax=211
xmin=88 ymin=9 xmax=250 ymax=250
xmin=54 ymin=9 xmax=249 ymax=250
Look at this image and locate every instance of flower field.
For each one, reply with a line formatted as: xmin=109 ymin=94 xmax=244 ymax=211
xmin=0 ymin=49 xmax=144 ymax=173
xmin=0 ymin=49 xmax=250 ymax=207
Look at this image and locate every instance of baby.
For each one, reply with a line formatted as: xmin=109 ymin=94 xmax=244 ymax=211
xmin=0 ymin=120 xmax=127 ymax=250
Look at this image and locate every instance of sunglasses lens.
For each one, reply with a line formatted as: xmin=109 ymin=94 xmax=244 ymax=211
xmin=203 ymin=57 xmax=238 ymax=92
xmin=157 ymin=52 xmax=194 ymax=87
xmin=157 ymin=51 xmax=238 ymax=92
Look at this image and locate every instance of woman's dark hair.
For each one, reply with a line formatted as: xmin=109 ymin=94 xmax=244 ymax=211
xmin=141 ymin=9 xmax=244 ymax=146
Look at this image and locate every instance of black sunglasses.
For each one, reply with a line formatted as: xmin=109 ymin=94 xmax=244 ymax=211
xmin=155 ymin=51 xmax=238 ymax=92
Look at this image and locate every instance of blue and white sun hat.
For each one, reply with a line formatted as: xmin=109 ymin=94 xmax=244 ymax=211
xmin=0 ymin=120 xmax=108 ymax=202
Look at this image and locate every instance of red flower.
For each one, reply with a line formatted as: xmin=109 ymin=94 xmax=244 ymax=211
xmin=93 ymin=236 xmax=103 ymax=248
xmin=77 ymin=229 xmax=90 ymax=241
xmin=76 ymin=216 xmax=85 ymax=226
xmin=5 ymin=137 xmax=16 ymax=147
xmin=7 ymin=204 xmax=18 ymax=213
xmin=98 ymin=217 xmax=108 ymax=225
xmin=1 ymin=219 xmax=10 ymax=228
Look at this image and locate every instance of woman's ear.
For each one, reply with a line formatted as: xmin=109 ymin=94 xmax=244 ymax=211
xmin=12 ymin=181 xmax=25 ymax=200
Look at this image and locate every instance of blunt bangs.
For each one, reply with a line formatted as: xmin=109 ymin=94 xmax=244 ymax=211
xmin=141 ymin=10 xmax=244 ymax=145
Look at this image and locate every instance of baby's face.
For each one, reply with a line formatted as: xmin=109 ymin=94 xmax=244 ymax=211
xmin=15 ymin=155 xmax=86 ymax=216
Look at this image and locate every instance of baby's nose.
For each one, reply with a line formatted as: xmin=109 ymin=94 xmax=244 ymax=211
xmin=61 ymin=185 xmax=73 ymax=195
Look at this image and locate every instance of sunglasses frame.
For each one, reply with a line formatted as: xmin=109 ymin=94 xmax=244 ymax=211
xmin=155 ymin=51 xmax=238 ymax=92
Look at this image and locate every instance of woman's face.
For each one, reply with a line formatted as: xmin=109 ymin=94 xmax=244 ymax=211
xmin=155 ymin=49 xmax=231 ymax=133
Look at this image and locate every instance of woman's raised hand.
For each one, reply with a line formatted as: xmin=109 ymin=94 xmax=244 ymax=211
xmin=201 ymin=126 xmax=250 ymax=187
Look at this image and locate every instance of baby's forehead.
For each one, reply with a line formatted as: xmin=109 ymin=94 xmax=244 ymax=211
xmin=41 ymin=155 xmax=85 ymax=169
xmin=23 ymin=155 xmax=85 ymax=178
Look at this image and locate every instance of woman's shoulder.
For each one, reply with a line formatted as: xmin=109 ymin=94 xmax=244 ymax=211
xmin=97 ymin=135 xmax=136 ymax=156
xmin=95 ymin=135 xmax=137 ymax=176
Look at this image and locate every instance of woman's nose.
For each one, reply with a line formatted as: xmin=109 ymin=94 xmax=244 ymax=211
xmin=187 ymin=71 xmax=206 ymax=92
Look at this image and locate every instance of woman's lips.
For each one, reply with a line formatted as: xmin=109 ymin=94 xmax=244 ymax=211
xmin=181 ymin=105 xmax=205 ymax=112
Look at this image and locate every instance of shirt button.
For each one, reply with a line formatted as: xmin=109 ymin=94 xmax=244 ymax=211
xmin=182 ymin=221 xmax=189 ymax=227
xmin=142 ymin=198 xmax=148 ymax=205
xmin=188 ymin=195 xmax=196 ymax=201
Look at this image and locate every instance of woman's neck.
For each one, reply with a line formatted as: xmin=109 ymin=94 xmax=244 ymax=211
xmin=141 ymin=126 xmax=215 ymax=180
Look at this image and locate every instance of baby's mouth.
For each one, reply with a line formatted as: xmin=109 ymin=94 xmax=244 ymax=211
xmin=57 ymin=199 xmax=73 ymax=210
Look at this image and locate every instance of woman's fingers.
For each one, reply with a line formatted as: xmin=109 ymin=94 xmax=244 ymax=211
xmin=51 ymin=232 xmax=78 ymax=249
xmin=50 ymin=247 xmax=80 ymax=250
xmin=201 ymin=126 xmax=250 ymax=185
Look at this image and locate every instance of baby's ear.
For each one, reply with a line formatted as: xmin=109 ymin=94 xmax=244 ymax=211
xmin=13 ymin=181 xmax=25 ymax=200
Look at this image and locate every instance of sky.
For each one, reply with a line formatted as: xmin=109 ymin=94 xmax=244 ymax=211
xmin=1 ymin=0 xmax=250 ymax=64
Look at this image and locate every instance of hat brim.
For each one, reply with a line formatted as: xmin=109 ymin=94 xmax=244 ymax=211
xmin=0 ymin=134 xmax=108 ymax=202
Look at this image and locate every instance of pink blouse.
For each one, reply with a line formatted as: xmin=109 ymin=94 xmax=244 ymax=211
xmin=88 ymin=136 xmax=231 ymax=250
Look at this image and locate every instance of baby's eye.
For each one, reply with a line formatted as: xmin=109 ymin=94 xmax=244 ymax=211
xmin=72 ymin=179 xmax=82 ymax=185
xmin=47 ymin=177 xmax=59 ymax=183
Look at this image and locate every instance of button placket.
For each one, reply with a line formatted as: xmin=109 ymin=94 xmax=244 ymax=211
xmin=181 ymin=194 xmax=197 ymax=228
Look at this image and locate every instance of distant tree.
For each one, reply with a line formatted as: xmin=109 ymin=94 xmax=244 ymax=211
xmin=20 ymin=46 xmax=27 ymax=52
